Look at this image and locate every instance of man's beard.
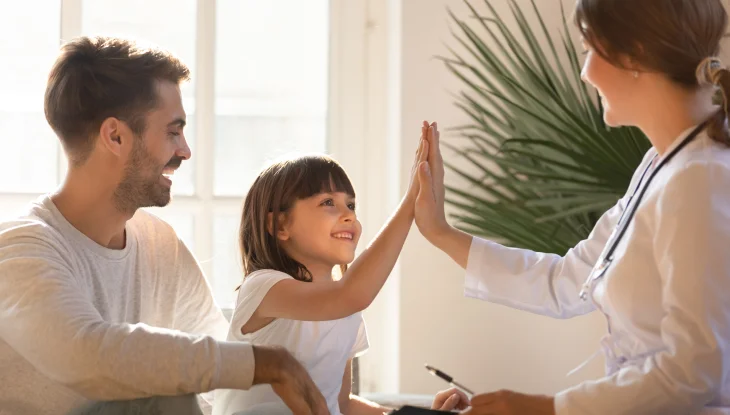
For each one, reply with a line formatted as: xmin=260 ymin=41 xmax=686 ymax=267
xmin=113 ymin=138 xmax=172 ymax=214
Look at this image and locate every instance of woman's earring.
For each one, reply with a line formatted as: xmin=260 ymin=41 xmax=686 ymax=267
xmin=632 ymin=71 xmax=639 ymax=79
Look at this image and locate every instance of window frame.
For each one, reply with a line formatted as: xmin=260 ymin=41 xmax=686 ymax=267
xmin=2 ymin=0 xmax=395 ymax=392
xmin=0 ymin=0 xmax=370 ymax=305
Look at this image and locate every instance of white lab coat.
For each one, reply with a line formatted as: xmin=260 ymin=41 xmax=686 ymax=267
xmin=464 ymin=126 xmax=730 ymax=414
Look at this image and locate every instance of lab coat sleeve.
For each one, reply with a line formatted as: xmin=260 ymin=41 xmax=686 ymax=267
xmin=554 ymin=161 xmax=730 ymax=414
xmin=463 ymin=194 xmax=625 ymax=319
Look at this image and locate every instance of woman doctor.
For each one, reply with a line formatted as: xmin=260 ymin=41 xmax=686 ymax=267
xmin=415 ymin=0 xmax=730 ymax=414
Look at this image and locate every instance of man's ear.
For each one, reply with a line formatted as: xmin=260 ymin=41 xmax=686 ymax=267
xmin=98 ymin=117 xmax=127 ymax=157
xmin=266 ymin=212 xmax=290 ymax=241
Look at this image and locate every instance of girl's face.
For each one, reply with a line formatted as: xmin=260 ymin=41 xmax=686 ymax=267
xmin=580 ymin=38 xmax=644 ymax=128
xmin=275 ymin=191 xmax=362 ymax=280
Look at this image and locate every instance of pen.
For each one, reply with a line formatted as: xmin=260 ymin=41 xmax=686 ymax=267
xmin=425 ymin=364 xmax=474 ymax=398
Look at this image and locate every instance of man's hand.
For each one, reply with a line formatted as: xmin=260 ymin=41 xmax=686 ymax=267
xmin=253 ymin=346 xmax=329 ymax=415
xmin=431 ymin=388 xmax=470 ymax=412
xmin=461 ymin=390 xmax=554 ymax=415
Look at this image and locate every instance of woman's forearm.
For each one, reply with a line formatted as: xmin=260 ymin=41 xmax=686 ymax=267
xmin=429 ymin=225 xmax=473 ymax=269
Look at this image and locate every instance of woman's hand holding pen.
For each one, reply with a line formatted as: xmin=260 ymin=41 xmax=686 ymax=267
xmin=461 ymin=390 xmax=554 ymax=415
xmin=430 ymin=384 xmax=554 ymax=414
xmin=431 ymin=387 xmax=471 ymax=412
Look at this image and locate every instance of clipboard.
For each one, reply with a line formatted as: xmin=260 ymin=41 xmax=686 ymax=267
xmin=390 ymin=406 xmax=454 ymax=414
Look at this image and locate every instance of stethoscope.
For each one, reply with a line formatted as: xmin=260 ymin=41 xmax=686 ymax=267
xmin=578 ymin=122 xmax=708 ymax=302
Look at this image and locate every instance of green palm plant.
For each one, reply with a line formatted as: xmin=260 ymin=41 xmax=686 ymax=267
xmin=442 ymin=0 xmax=651 ymax=254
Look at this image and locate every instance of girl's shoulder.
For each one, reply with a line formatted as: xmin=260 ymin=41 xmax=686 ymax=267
xmin=243 ymin=268 xmax=294 ymax=284
xmin=228 ymin=269 xmax=294 ymax=333
xmin=238 ymin=269 xmax=295 ymax=292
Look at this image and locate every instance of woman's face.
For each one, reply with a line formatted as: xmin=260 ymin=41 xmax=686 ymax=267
xmin=580 ymin=39 xmax=644 ymax=127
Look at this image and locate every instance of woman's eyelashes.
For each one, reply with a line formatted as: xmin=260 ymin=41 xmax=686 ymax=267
xmin=580 ymin=40 xmax=591 ymax=56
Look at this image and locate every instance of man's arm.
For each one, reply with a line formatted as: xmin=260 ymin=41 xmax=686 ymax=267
xmin=0 ymin=232 xmax=252 ymax=400
xmin=170 ymin=236 xmax=229 ymax=338
xmin=167 ymin=237 xmax=230 ymax=414
xmin=0 ymin=227 xmax=328 ymax=414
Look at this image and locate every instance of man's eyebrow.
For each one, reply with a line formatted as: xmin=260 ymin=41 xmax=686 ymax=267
xmin=167 ymin=118 xmax=186 ymax=128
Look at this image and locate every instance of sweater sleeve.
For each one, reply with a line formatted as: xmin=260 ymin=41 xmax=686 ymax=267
xmin=171 ymin=236 xmax=230 ymax=340
xmin=463 ymin=194 xmax=623 ymax=319
xmin=0 ymin=222 xmax=255 ymax=400
xmin=463 ymin=150 xmax=658 ymax=319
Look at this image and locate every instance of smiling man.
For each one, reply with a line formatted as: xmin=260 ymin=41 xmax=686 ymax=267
xmin=0 ymin=37 xmax=327 ymax=415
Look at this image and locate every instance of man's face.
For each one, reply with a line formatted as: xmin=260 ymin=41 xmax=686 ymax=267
xmin=113 ymin=81 xmax=190 ymax=213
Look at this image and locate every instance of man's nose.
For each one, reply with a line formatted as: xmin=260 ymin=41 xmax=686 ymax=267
xmin=177 ymin=135 xmax=192 ymax=160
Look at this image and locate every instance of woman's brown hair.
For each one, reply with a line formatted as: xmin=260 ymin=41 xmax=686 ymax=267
xmin=239 ymin=154 xmax=355 ymax=283
xmin=574 ymin=0 xmax=730 ymax=144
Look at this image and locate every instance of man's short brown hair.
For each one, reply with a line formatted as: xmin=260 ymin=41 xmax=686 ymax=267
xmin=44 ymin=36 xmax=190 ymax=166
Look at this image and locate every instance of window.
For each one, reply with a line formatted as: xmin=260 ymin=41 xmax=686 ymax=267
xmin=82 ymin=0 xmax=198 ymax=195
xmin=0 ymin=0 xmax=61 ymax=214
xmin=0 ymin=0 xmax=333 ymax=309
xmin=213 ymin=0 xmax=329 ymax=196
xmin=1 ymin=0 xmax=394 ymax=394
xmin=212 ymin=0 xmax=330 ymax=304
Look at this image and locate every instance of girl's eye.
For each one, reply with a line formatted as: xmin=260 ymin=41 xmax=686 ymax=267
xmin=321 ymin=199 xmax=334 ymax=207
xmin=347 ymin=203 xmax=356 ymax=211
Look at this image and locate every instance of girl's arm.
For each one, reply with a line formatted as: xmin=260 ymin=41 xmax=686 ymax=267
xmin=413 ymin=121 xmax=645 ymax=319
xmin=338 ymin=359 xmax=392 ymax=415
xmin=252 ymin=124 xmax=431 ymax=322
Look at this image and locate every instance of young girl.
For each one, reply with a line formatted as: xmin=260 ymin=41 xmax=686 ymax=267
xmin=212 ymin=126 xmax=431 ymax=415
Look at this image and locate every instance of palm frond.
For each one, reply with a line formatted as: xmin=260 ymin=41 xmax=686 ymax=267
xmin=443 ymin=0 xmax=650 ymax=254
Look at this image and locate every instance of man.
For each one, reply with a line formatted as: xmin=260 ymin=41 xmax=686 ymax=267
xmin=0 ymin=36 xmax=327 ymax=415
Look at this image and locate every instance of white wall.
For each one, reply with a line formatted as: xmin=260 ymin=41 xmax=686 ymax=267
xmin=358 ymin=0 xmax=730 ymax=397
xmin=327 ymin=0 xmax=405 ymax=393
xmin=396 ymin=0 xmax=608 ymax=395
xmin=358 ymin=0 xmax=609 ymax=396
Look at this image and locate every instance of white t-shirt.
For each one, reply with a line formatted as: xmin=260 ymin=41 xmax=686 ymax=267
xmin=213 ymin=270 xmax=369 ymax=415
xmin=0 ymin=196 xmax=255 ymax=415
